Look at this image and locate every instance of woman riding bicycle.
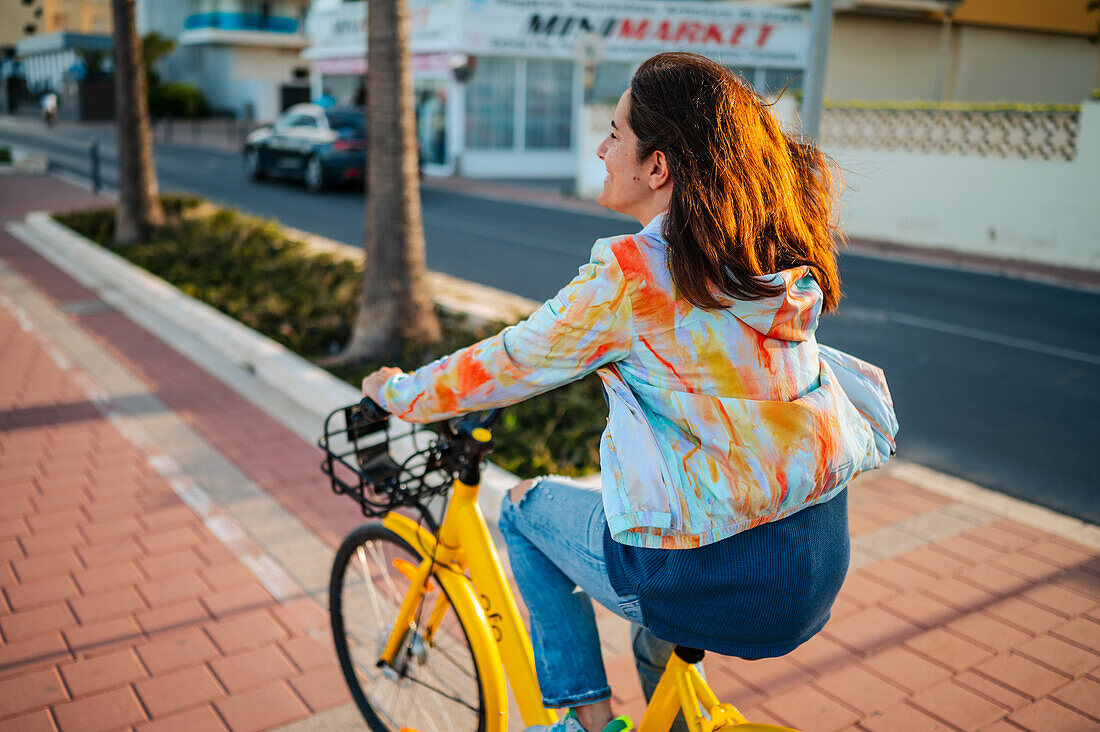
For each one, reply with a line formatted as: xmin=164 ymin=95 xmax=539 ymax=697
xmin=362 ymin=52 xmax=893 ymax=732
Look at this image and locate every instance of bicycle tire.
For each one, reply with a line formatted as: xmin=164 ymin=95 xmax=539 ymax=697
xmin=330 ymin=522 xmax=487 ymax=732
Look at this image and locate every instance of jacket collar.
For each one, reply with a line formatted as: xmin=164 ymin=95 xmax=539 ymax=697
xmin=639 ymin=211 xmax=667 ymax=240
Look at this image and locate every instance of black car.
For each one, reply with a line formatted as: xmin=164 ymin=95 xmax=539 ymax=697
xmin=243 ymin=104 xmax=365 ymax=193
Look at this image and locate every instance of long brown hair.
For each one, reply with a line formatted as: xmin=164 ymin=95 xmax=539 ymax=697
xmin=629 ymin=52 xmax=843 ymax=312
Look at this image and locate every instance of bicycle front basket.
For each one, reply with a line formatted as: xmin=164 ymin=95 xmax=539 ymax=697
xmin=318 ymin=402 xmax=454 ymax=517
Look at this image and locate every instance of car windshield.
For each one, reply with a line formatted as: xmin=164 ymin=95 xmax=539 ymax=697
xmin=326 ymin=113 xmax=365 ymax=136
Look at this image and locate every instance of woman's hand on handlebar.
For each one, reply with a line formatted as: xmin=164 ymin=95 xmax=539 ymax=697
xmin=361 ymin=366 xmax=402 ymax=405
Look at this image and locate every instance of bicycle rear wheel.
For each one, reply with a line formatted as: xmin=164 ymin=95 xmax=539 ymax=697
xmin=330 ymin=522 xmax=486 ymax=732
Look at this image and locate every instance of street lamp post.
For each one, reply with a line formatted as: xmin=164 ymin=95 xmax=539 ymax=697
xmin=800 ymin=0 xmax=835 ymax=140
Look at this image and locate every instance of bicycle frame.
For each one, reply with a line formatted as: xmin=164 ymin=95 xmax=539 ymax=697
xmin=377 ymin=474 xmax=772 ymax=732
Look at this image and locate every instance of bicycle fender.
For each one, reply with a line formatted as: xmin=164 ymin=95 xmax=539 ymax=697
xmin=383 ymin=513 xmax=509 ymax=732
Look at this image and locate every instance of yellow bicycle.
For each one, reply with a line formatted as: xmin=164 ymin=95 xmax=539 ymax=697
xmin=320 ymin=399 xmax=799 ymax=732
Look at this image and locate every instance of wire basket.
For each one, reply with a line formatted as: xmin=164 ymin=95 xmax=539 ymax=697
xmin=318 ymin=402 xmax=456 ymax=518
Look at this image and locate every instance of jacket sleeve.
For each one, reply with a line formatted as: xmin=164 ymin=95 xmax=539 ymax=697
xmin=375 ymin=237 xmax=633 ymax=422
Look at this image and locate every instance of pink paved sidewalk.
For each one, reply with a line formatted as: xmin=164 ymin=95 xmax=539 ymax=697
xmin=0 ymin=174 xmax=1098 ymax=731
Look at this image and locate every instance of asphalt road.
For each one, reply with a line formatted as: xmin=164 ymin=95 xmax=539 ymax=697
xmin=3 ymin=119 xmax=1098 ymax=523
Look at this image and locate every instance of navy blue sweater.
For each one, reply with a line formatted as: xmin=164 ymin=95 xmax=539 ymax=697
xmin=603 ymin=490 xmax=849 ymax=659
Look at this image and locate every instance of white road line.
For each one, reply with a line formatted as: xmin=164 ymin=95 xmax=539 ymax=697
xmin=841 ymin=306 xmax=1100 ymax=366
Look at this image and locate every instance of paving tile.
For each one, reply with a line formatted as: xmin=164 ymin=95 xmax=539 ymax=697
xmin=137 ymin=548 xmax=204 ymax=581
xmin=137 ymin=628 xmax=221 ymax=675
xmin=0 ymin=602 xmax=77 ymax=642
xmin=1021 ymin=539 xmax=1094 ymax=569
xmin=895 ymin=545 xmax=972 ymax=577
xmin=785 ymin=633 xmax=860 ymax=676
xmin=209 ymin=644 xmax=297 ymax=694
xmin=1019 ymin=582 xmax=1098 ymax=619
xmin=857 ymin=701 xmax=957 ymax=732
xmin=135 ymin=526 xmax=202 ymax=554
xmin=134 ymin=664 xmax=226 ymax=717
xmin=135 ymin=599 xmax=210 ymax=636
xmin=0 ymin=668 xmax=69 ymax=718
xmin=59 ymin=647 xmax=148 ymax=697
xmin=811 ymin=664 xmax=908 ymax=716
xmin=822 ymin=606 xmax=921 ymax=656
xmin=75 ymin=538 xmax=142 ymax=568
xmin=946 ymin=612 xmax=1034 ymax=653
xmin=78 ymin=516 xmax=144 ymax=544
xmin=135 ymin=704 xmax=229 ymax=732
xmin=213 ymin=680 xmax=309 ymax=732
xmin=761 ymin=684 xmax=858 ymax=732
xmin=25 ymin=509 xmax=84 ymax=535
xmin=0 ymin=632 xmax=70 ymax=672
xmin=0 ymin=709 xmax=57 ymax=731
xmin=8 ymin=550 xmax=81 ymax=582
xmin=956 ymin=563 xmax=1031 ymax=595
xmin=71 ymin=560 xmax=143 ymax=594
xmin=4 ymin=575 xmax=79 ymax=612
xmin=52 ymin=685 xmax=147 ymax=732
xmin=63 ymin=616 xmax=144 ymax=654
xmin=1015 ymin=634 xmax=1100 ymax=677
xmin=18 ymin=528 xmax=84 ymax=557
xmin=862 ymin=646 xmax=953 ymax=694
xmin=69 ymin=586 xmax=146 ymax=624
xmin=1050 ymin=676 xmax=1100 ymax=720
xmin=836 ymin=570 xmax=899 ymax=607
xmin=288 ymin=665 xmax=350 ymax=713
xmin=1054 ymin=568 xmax=1100 ymax=602
xmin=973 ymin=652 xmax=1070 ymax=700
xmin=880 ymin=590 xmax=960 ymax=630
xmin=270 ymin=596 xmax=328 ymax=636
xmin=985 ymin=597 xmax=1069 ymax=636
xmin=902 ymin=628 xmax=994 ymax=672
xmin=719 ymin=655 xmax=812 ymax=697
xmin=205 ymin=609 xmax=289 ymax=655
xmin=953 ymin=668 xmax=1031 ymax=711
xmin=201 ymin=582 xmax=273 ymax=619
xmin=964 ymin=524 xmax=1035 ymax=552
xmin=860 ymin=558 xmax=937 ymax=591
xmin=1009 ymin=698 xmax=1100 ymax=731
xmin=1051 ymin=616 xmax=1100 ymax=653
xmin=136 ymin=572 xmax=209 ymax=607
xmin=919 ymin=576 xmax=999 ymax=613
xmin=989 ymin=552 xmax=1065 ymax=584
xmin=199 ymin=562 xmax=256 ymax=591
xmin=910 ymin=679 xmax=1008 ymax=730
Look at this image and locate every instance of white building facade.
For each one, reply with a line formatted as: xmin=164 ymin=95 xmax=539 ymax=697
xmin=303 ymin=0 xmax=810 ymax=178
xmin=138 ymin=0 xmax=311 ymax=121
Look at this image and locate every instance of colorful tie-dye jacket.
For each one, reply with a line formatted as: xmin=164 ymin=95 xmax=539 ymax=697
xmin=375 ymin=215 xmax=894 ymax=548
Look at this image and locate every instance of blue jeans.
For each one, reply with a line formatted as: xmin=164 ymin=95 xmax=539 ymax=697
xmin=498 ymin=476 xmax=694 ymax=727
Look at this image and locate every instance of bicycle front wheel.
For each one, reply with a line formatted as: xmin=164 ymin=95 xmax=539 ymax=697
xmin=330 ymin=522 xmax=487 ymax=732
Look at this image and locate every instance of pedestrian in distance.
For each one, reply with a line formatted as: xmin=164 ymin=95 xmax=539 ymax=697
xmin=361 ymin=51 xmax=897 ymax=732
xmin=40 ymin=90 xmax=58 ymax=127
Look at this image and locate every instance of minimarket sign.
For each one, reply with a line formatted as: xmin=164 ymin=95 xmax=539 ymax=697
xmin=465 ymin=0 xmax=810 ymax=66
xmin=305 ymin=0 xmax=809 ymax=68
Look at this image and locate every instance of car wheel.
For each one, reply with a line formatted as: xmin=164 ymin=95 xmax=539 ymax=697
xmin=304 ymin=156 xmax=326 ymax=194
xmin=244 ymin=147 xmax=264 ymax=181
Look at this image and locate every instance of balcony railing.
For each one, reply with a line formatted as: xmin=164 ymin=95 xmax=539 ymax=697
xmin=183 ymin=12 xmax=299 ymax=34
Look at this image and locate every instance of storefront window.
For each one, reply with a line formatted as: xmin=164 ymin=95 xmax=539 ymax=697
xmin=466 ymin=57 xmax=515 ymax=150
xmin=590 ymin=62 xmax=634 ymax=105
xmin=525 ymin=59 xmax=573 ymax=150
xmin=763 ymin=67 xmax=803 ymax=98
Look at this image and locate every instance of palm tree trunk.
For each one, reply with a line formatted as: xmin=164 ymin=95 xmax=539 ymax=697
xmin=343 ymin=0 xmax=441 ymax=361
xmin=111 ymin=0 xmax=164 ymax=245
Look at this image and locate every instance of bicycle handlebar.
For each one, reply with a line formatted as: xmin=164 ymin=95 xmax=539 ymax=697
xmin=356 ymin=398 xmax=504 ymax=438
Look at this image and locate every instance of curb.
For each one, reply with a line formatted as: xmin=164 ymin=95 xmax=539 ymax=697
xmin=14 ymin=210 xmax=528 ymax=518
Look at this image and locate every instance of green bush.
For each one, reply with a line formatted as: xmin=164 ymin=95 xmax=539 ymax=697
xmin=148 ymin=82 xmax=210 ymax=119
xmin=54 ymin=198 xmax=606 ymax=477
xmin=0 ymin=146 xmax=11 ymax=164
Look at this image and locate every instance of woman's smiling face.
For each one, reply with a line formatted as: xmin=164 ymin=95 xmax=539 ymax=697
xmin=596 ymin=89 xmax=657 ymax=220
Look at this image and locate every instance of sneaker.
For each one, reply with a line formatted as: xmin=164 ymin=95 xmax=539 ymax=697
xmin=524 ymin=708 xmax=632 ymax=732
